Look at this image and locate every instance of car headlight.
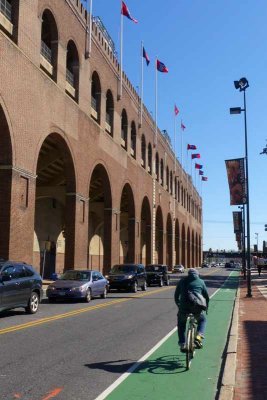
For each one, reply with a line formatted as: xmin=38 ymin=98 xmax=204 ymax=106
xmin=126 ymin=275 xmax=134 ymax=279
xmin=105 ymin=275 xmax=109 ymax=279
xmin=70 ymin=287 xmax=85 ymax=292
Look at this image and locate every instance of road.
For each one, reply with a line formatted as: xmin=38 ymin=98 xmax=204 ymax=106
xmin=0 ymin=268 xmax=232 ymax=400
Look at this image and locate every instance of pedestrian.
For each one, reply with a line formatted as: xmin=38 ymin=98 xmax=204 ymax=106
xmin=257 ymin=258 xmax=263 ymax=277
xmin=174 ymin=268 xmax=209 ymax=353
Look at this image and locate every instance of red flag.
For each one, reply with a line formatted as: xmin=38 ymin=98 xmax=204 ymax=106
xmin=157 ymin=59 xmax=168 ymax=73
xmin=187 ymin=144 xmax=197 ymax=150
xmin=181 ymin=121 xmax=186 ymax=131
xmin=195 ymin=163 xmax=203 ymax=169
xmin=191 ymin=153 xmax=201 ymax=159
xmin=174 ymin=104 xmax=179 ymax=116
xmin=121 ymin=1 xmax=138 ymax=23
xmin=202 ymin=177 xmax=208 ymax=181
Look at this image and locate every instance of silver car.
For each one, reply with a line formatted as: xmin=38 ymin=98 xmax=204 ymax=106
xmin=173 ymin=265 xmax=185 ymax=273
xmin=47 ymin=270 xmax=108 ymax=303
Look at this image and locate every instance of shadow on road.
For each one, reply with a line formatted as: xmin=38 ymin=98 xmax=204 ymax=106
xmin=85 ymin=354 xmax=187 ymax=375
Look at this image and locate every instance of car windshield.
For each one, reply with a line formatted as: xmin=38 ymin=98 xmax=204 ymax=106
xmin=146 ymin=265 xmax=164 ymax=272
xmin=110 ymin=265 xmax=136 ymax=273
xmin=60 ymin=271 xmax=91 ymax=281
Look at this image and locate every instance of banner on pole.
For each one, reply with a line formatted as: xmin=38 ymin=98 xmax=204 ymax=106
xmin=233 ymin=211 xmax=243 ymax=233
xmin=225 ymin=158 xmax=246 ymax=205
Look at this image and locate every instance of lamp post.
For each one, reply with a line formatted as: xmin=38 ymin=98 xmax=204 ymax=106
xmin=230 ymin=77 xmax=252 ymax=297
xmin=238 ymin=205 xmax=246 ymax=279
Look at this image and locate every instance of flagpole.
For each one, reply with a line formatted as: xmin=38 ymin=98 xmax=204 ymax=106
xmin=140 ymin=41 xmax=144 ymax=127
xmin=154 ymin=57 xmax=158 ymax=147
xmin=173 ymin=110 xmax=176 ymax=266
xmin=181 ymin=121 xmax=183 ymax=170
xmin=119 ymin=2 xmax=123 ymax=100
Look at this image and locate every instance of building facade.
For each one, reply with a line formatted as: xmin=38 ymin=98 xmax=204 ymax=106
xmin=0 ymin=0 xmax=202 ymax=277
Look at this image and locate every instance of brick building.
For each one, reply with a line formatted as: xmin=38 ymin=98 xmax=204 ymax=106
xmin=0 ymin=0 xmax=202 ymax=277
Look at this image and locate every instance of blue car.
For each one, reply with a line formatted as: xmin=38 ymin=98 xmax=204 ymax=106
xmin=47 ymin=270 xmax=109 ymax=302
xmin=0 ymin=261 xmax=43 ymax=314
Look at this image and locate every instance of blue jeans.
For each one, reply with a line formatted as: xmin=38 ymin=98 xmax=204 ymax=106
xmin=177 ymin=310 xmax=207 ymax=345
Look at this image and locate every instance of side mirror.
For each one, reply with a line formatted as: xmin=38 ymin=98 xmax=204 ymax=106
xmin=0 ymin=275 xmax=12 ymax=282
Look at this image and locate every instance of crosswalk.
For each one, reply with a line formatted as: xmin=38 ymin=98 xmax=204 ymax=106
xmin=251 ymin=269 xmax=267 ymax=299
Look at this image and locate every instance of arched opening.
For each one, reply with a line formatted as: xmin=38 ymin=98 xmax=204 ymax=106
xmin=120 ymin=183 xmax=135 ymax=263
xmin=166 ymin=166 xmax=169 ymax=191
xmin=170 ymin=171 xmax=173 ymax=195
xmin=121 ymin=109 xmax=128 ymax=150
xmin=0 ymin=0 xmax=19 ymax=42
xmin=140 ymin=197 xmax=151 ymax=265
xmin=148 ymin=143 xmax=152 ymax=175
xmin=199 ymin=234 xmax=202 ymax=265
xmin=0 ymin=105 xmax=13 ymax=259
xmin=175 ymin=219 xmax=180 ymax=265
xmin=195 ymin=233 xmax=198 ymax=267
xmin=66 ymin=40 xmax=79 ymax=101
xmin=105 ymin=89 xmax=114 ymax=136
xmin=181 ymin=224 xmax=186 ymax=267
xmin=155 ymin=206 xmax=163 ymax=264
xmin=88 ymin=164 xmax=112 ymax=274
xmin=155 ymin=153 xmax=159 ymax=181
xmin=40 ymin=9 xmax=58 ymax=81
xmin=191 ymin=230 xmax=195 ymax=266
xmin=160 ymin=159 xmax=164 ymax=186
xmin=166 ymin=213 xmax=172 ymax=268
xmin=91 ymin=71 xmax=101 ymax=124
xmin=187 ymin=227 xmax=191 ymax=268
xmin=141 ymin=134 xmax=146 ymax=168
xmin=178 ymin=181 xmax=180 ymax=202
xmin=34 ymin=134 xmax=76 ymax=278
xmin=130 ymin=121 xmax=136 ymax=158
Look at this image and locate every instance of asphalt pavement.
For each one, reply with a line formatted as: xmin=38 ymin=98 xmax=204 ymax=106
xmin=0 ymin=267 xmax=233 ymax=400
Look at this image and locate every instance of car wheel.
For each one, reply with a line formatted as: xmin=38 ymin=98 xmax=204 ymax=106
xmin=142 ymin=281 xmax=147 ymax=291
xmin=101 ymin=286 xmax=108 ymax=299
xmin=85 ymin=289 xmax=92 ymax=302
xmin=159 ymin=279 xmax=163 ymax=287
xmin=132 ymin=281 xmax=138 ymax=293
xmin=25 ymin=291 xmax=39 ymax=314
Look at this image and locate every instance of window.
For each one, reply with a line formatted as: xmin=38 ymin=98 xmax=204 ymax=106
xmin=106 ymin=90 xmax=114 ymax=136
xmin=160 ymin=159 xmax=164 ymax=186
xmin=141 ymin=135 xmax=146 ymax=168
xmin=130 ymin=122 xmax=136 ymax=158
xmin=155 ymin=153 xmax=159 ymax=181
xmin=148 ymin=143 xmax=152 ymax=174
xmin=91 ymin=71 xmax=101 ymax=124
xmin=40 ymin=10 xmax=58 ymax=81
xmin=0 ymin=0 xmax=19 ymax=42
xmin=66 ymin=40 xmax=79 ymax=102
xmin=166 ymin=167 xmax=169 ymax=191
xmin=121 ymin=109 xmax=128 ymax=149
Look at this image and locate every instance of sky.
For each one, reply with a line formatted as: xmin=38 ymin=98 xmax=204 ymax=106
xmin=82 ymin=0 xmax=267 ymax=252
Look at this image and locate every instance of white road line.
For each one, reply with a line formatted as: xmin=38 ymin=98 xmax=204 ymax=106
xmin=94 ymin=272 xmax=234 ymax=400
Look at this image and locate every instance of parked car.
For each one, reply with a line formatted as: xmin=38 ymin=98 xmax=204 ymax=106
xmin=225 ymin=262 xmax=231 ymax=268
xmin=0 ymin=261 xmax=43 ymax=314
xmin=201 ymin=263 xmax=211 ymax=268
xmin=173 ymin=265 xmax=185 ymax=273
xmin=145 ymin=264 xmax=170 ymax=286
xmin=107 ymin=264 xmax=147 ymax=292
xmin=47 ymin=270 xmax=108 ymax=302
xmin=211 ymin=262 xmax=217 ymax=268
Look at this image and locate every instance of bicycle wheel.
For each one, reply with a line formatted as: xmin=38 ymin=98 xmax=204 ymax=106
xmin=186 ymin=328 xmax=192 ymax=370
xmin=191 ymin=325 xmax=196 ymax=358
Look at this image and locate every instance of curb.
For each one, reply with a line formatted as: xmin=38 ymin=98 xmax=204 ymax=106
xmin=218 ymin=285 xmax=240 ymax=400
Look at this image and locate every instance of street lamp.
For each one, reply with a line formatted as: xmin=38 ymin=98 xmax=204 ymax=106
xmin=230 ymin=77 xmax=252 ymax=297
xmin=238 ymin=205 xmax=246 ymax=279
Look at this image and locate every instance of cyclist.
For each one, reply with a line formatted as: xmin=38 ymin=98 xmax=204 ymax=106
xmin=174 ymin=268 xmax=209 ymax=353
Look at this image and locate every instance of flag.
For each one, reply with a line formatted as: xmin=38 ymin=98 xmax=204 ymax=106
xmin=121 ymin=1 xmax=138 ymax=23
xmin=195 ymin=163 xmax=203 ymax=169
xmin=181 ymin=121 xmax=186 ymax=130
xmin=199 ymin=170 xmax=204 ymax=175
xmin=202 ymin=177 xmax=208 ymax=181
xmin=157 ymin=59 xmax=168 ymax=73
xmin=174 ymin=104 xmax=179 ymax=116
xmin=191 ymin=153 xmax=201 ymax=159
xmin=187 ymin=144 xmax=197 ymax=150
xmin=143 ymin=47 xmax=150 ymax=66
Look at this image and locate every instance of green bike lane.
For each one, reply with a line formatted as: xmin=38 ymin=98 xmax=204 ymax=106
xmin=96 ymin=271 xmax=239 ymax=400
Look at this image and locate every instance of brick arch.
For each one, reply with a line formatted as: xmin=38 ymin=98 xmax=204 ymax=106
xmin=91 ymin=71 xmax=102 ymax=124
xmin=140 ymin=196 xmax=152 ymax=265
xmin=40 ymin=8 xmax=59 ymax=81
xmin=181 ymin=224 xmax=186 ymax=266
xmin=166 ymin=213 xmax=172 ymax=268
xmin=191 ymin=230 xmax=195 ymax=266
xmin=119 ymin=183 xmax=135 ymax=263
xmin=155 ymin=206 xmax=164 ymax=264
xmin=175 ymin=219 xmax=180 ymax=265
xmin=0 ymin=104 xmax=13 ymax=258
xmin=187 ymin=226 xmax=191 ymax=267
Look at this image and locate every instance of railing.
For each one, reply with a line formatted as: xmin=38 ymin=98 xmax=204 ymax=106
xmin=0 ymin=0 xmax=12 ymax=21
xmin=66 ymin=69 xmax=74 ymax=87
xmin=91 ymin=96 xmax=97 ymax=111
xmin=41 ymin=41 xmax=52 ymax=64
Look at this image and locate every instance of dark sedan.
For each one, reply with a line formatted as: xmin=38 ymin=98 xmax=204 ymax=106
xmin=0 ymin=261 xmax=43 ymax=314
xmin=145 ymin=264 xmax=170 ymax=286
xmin=47 ymin=270 xmax=108 ymax=302
xmin=107 ymin=264 xmax=147 ymax=292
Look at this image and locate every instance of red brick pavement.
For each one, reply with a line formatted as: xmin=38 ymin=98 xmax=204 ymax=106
xmin=234 ymin=272 xmax=267 ymax=400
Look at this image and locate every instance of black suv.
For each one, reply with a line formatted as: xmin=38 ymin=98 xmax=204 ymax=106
xmin=145 ymin=264 xmax=170 ymax=287
xmin=0 ymin=261 xmax=43 ymax=314
xmin=107 ymin=264 xmax=147 ymax=292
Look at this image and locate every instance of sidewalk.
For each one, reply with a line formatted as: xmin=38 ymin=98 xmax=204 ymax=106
xmin=233 ymin=269 xmax=267 ymax=400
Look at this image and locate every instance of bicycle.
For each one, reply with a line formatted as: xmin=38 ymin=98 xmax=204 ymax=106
xmin=185 ymin=313 xmax=197 ymax=370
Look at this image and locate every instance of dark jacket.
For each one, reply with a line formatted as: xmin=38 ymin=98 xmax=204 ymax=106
xmin=174 ymin=273 xmax=209 ymax=312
